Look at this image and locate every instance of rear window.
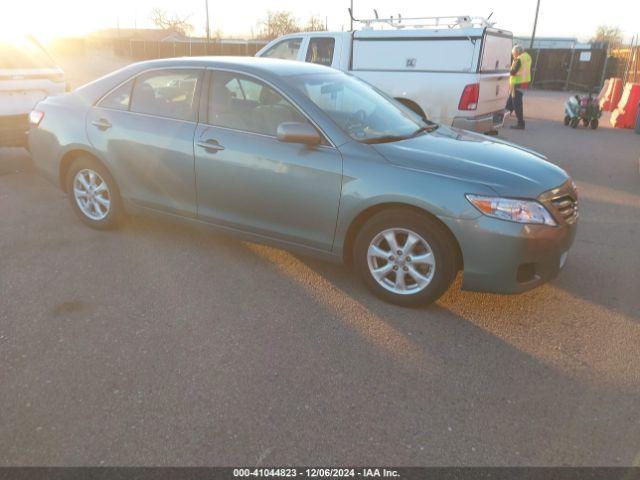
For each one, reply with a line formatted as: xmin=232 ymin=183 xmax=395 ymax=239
xmin=0 ymin=39 xmax=56 ymax=69
xmin=306 ymin=38 xmax=335 ymax=66
xmin=480 ymin=34 xmax=513 ymax=72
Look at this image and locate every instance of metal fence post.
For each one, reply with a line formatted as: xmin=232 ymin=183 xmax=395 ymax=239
xmin=564 ymin=47 xmax=576 ymax=91
xmin=599 ymin=51 xmax=610 ymax=89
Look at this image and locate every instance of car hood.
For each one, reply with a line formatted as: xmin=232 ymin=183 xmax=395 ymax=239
xmin=372 ymin=126 xmax=569 ymax=198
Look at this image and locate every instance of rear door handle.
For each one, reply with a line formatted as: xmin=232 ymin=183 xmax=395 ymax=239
xmin=91 ymin=119 xmax=112 ymax=130
xmin=197 ymin=139 xmax=225 ymax=153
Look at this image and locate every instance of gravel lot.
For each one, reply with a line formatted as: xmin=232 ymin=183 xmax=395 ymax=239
xmin=1 ymin=90 xmax=639 ymax=466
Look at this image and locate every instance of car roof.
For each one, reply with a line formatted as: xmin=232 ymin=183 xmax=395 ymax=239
xmin=125 ymin=56 xmax=334 ymax=77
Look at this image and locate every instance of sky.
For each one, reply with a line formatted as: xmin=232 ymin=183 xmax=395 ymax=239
xmin=1 ymin=0 xmax=638 ymax=42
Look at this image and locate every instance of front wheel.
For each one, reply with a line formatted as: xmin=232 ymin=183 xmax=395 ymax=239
xmin=353 ymin=209 xmax=458 ymax=307
xmin=590 ymin=119 xmax=599 ymax=129
xmin=570 ymin=117 xmax=579 ymax=128
xmin=563 ymin=115 xmax=571 ymax=126
xmin=66 ymin=155 xmax=123 ymax=229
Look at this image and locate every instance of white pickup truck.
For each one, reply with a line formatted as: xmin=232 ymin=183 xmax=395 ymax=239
xmin=256 ymin=15 xmax=513 ymax=133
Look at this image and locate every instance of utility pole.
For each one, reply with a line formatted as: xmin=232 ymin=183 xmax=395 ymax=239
xmin=205 ymin=0 xmax=211 ymax=42
xmin=350 ymin=0 xmax=353 ymax=30
xmin=529 ymin=0 xmax=540 ymax=50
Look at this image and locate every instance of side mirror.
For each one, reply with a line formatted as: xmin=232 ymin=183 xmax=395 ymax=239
xmin=277 ymin=122 xmax=322 ymax=146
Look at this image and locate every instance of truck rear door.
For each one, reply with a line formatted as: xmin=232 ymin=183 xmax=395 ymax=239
xmin=477 ymin=30 xmax=512 ymax=115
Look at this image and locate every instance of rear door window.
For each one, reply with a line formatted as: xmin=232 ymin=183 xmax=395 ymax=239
xmin=98 ymin=80 xmax=133 ymax=110
xmin=305 ymin=38 xmax=335 ymax=66
xmin=130 ymin=69 xmax=202 ymax=121
xmin=262 ymin=38 xmax=302 ymax=60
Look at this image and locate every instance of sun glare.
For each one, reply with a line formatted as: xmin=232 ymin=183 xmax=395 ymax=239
xmin=0 ymin=2 xmax=94 ymax=44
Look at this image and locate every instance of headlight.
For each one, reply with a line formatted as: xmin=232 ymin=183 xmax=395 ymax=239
xmin=466 ymin=194 xmax=557 ymax=226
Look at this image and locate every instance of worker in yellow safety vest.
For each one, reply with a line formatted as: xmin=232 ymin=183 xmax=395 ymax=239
xmin=506 ymin=45 xmax=532 ymax=130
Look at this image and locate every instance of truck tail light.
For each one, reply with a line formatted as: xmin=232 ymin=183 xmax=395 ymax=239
xmin=458 ymin=83 xmax=479 ymax=111
xmin=29 ymin=110 xmax=45 ymax=126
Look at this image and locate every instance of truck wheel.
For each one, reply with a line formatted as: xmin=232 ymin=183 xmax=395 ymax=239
xmin=353 ymin=209 xmax=458 ymax=307
xmin=590 ymin=119 xmax=599 ymax=129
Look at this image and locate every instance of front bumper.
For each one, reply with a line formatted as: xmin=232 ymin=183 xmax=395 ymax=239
xmin=0 ymin=114 xmax=29 ymax=147
xmin=451 ymin=110 xmax=505 ymax=133
xmin=443 ymin=181 xmax=578 ymax=294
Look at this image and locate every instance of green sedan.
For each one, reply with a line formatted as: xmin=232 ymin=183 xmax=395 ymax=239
xmin=28 ymin=57 xmax=577 ymax=306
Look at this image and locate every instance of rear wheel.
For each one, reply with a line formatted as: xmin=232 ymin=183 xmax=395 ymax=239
xmin=590 ymin=119 xmax=599 ymax=129
xmin=354 ymin=209 xmax=458 ymax=307
xmin=570 ymin=117 xmax=579 ymax=128
xmin=582 ymin=118 xmax=590 ymax=127
xmin=66 ymin=155 xmax=123 ymax=229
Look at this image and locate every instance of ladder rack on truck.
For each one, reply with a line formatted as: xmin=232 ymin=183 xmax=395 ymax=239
xmin=347 ymin=8 xmax=496 ymax=30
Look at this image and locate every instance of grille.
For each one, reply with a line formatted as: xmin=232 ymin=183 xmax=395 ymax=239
xmin=551 ymin=194 xmax=578 ymax=224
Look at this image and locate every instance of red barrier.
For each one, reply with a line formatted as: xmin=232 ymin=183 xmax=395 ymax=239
xmin=611 ymin=83 xmax=640 ymax=129
xmin=599 ymin=77 xmax=623 ymax=112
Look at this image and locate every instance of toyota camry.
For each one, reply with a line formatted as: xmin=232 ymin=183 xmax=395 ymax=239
xmin=28 ymin=57 xmax=577 ymax=306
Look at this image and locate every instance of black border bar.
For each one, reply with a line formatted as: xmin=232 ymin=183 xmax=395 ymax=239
xmin=0 ymin=468 xmax=640 ymax=480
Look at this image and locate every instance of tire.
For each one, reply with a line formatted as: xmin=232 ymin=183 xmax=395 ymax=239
xmin=582 ymin=118 xmax=590 ymax=127
xmin=570 ymin=117 xmax=579 ymax=128
xmin=563 ymin=115 xmax=571 ymax=126
xmin=65 ymin=155 xmax=123 ymax=230
xmin=353 ymin=209 xmax=458 ymax=307
xmin=590 ymin=119 xmax=599 ymax=129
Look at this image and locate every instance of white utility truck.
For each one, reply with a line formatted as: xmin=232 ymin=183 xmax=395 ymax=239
xmin=256 ymin=13 xmax=513 ymax=133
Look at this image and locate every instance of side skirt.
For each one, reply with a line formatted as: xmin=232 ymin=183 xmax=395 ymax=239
xmin=122 ymin=199 xmax=344 ymax=265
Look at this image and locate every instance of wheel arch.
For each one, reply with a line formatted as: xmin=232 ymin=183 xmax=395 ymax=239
xmin=341 ymin=202 xmax=463 ymax=270
xmin=58 ymin=148 xmax=113 ymax=193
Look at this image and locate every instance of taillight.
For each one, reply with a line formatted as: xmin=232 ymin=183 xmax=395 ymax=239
xmin=458 ymin=83 xmax=479 ymax=111
xmin=29 ymin=110 xmax=45 ymax=126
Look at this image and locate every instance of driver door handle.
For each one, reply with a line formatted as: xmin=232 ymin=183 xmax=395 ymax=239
xmin=197 ymin=138 xmax=225 ymax=153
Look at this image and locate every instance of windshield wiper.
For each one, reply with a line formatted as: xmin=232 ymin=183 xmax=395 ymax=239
xmin=360 ymin=135 xmax=408 ymax=144
xmin=409 ymin=124 xmax=439 ymax=137
xmin=360 ymin=124 xmax=439 ymax=144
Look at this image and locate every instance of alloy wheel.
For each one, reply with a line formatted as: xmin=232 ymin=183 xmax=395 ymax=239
xmin=73 ymin=169 xmax=111 ymax=221
xmin=366 ymin=228 xmax=436 ymax=295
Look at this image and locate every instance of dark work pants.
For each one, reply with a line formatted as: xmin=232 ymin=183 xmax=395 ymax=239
xmin=512 ymin=88 xmax=525 ymax=126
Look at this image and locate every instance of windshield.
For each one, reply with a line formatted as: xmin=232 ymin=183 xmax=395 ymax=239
xmin=288 ymin=72 xmax=435 ymax=143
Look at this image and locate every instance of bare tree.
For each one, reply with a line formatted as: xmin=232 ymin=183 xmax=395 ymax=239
xmin=258 ymin=11 xmax=300 ymax=40
xmin=149 ymin=8 xmax=194 ymax=36
xmin=305 ymin=15 xmax=326 ymax=32
xmin=592 ymin=25 xmax=623 ymax=49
